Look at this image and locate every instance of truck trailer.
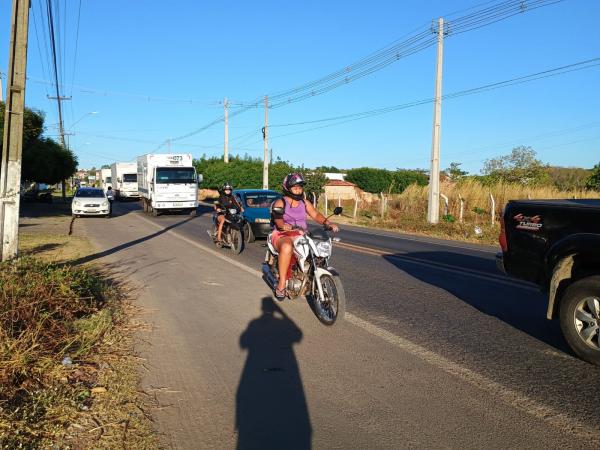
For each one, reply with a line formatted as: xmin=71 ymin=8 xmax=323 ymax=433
xmin=137 ymin=153 xmax=198 ymax=216
xmin=101 ymin=168 xmax=112 ymax=191
xmin=110 ymin=162 xmax=139 ymax=200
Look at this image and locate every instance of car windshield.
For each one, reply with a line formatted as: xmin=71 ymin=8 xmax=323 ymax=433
xmin=123 ymin=174 xmax=137 ymax=182
xmin=243 ymin=192 xmax=281 ymax=208
xmin=76 ymin=189 xmax=105 ymax=198
xmin=156 ymin=167 xmax=196 ymax=184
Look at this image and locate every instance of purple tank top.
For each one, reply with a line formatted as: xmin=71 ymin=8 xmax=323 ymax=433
xmin=283 ymin=197 xmax=307 ymax=230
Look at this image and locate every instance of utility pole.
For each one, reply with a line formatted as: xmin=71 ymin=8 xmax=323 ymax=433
xmin=427 ymin=17 xmax=445 ymax=224
xmin=0 ymin=71 xmax=4 ymax=102
xmin=262 ymin=95 xmax=269 ymax=189
xmin=223 ymin=98 xmax=229 ymax=163
xmin=0 ymin=0 xmax=31 ymax=261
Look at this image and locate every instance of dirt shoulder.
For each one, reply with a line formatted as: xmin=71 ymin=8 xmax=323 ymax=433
xmin=0 ymin=200 xmax=157 ymax=449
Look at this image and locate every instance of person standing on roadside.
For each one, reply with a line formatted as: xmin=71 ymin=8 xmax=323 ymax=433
xmin=106 ymin=186 xmax=115 ymax=217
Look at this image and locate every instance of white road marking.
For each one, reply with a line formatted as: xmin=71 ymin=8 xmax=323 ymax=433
xmin=133 ymin=211 xmax=596 ymax=442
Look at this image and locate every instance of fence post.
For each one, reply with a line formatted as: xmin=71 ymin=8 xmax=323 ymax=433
xmin=324 ymin=195 xmax=328 ymax=216
xmin=353 ymin=195 xmax=358 ymax=220
xmin=489 ymin=193 xmax=496 ymax=225
xmin=312 ymin=192 xmax=317 ymax=208
xmin=440 ymin=193 xmax=449 ymax=217
xmin=459 ymin=194 xmax=465 ymax=223
xmin=338 ymin=195 xmax=341 ymax=207
xmin=380 ymin=192 xmax=385 ymax=217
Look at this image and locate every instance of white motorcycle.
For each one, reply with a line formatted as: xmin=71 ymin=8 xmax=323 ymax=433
xmin=261 ymin=206 xmax=346 ymax=326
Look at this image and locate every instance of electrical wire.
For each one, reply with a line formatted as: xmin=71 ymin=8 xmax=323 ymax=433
xmin=161 ymin=0 xmax=568 ymax=144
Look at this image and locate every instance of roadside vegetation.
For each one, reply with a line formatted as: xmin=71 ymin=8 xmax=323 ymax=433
xmin=196 ymin=147 xmax=599 ymax=246
xmin=1 ymin=204 xmax=155 ymax=449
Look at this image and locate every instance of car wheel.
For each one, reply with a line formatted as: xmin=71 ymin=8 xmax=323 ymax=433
xmin=244 ymin=222 xmax=255 ymax=243
xmin=559 ymin=275 xmax=600 ymax=365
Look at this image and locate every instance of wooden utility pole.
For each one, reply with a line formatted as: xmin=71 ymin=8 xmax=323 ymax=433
xmin=0 ymin=0 xmax=31 ymax=261
xmin=427 ymin=17 xmax=444 ymax=224
xmin=224 ymin=98 xmax=229 ymax=163
xmin=262 ymin=95 xmax=269 ymax=189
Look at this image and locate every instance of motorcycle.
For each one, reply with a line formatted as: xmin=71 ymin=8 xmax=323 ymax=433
xmin=262 ymin=206 xmax=346 ymax=326
xmin=208 ymin=202 xmax=244 ymax=254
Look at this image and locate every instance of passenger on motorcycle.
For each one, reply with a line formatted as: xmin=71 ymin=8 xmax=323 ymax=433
xmin=216 ymin=182 xmax=242 ymax=246
xmin=271 ymin=172 xmax=339 ymax=300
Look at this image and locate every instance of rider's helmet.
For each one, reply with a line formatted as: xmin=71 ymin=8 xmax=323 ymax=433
xmin=221 ymin=182 xmax=233 ymax=194
xmin=282 ymin=172 xmax=306 ymax=201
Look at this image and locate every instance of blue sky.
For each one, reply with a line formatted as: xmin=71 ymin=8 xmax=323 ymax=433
xmin=1 ymin=0 xmax=599 ymax=174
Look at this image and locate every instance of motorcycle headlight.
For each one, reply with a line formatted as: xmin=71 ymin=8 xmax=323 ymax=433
xmin=228 ymin=208 xmax=238 ymax=215
xmin=316 ymin=241 xmax=332 ymax=257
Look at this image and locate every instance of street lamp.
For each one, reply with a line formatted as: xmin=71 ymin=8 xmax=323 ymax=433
xmin=68 ymin=111 xmax=99 ymax=132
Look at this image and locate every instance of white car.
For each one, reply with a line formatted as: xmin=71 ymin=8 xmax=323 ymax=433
xmin=72 ymin=187 xmax=110 ymax=218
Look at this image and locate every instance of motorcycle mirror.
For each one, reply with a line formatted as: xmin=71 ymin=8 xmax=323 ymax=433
xmin=333 ymin=206 xmax=343 ymax=215
xmin=272 ymin=207 xmax=285 ymax=216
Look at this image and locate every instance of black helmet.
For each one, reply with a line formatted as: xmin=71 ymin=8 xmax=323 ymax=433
xmin=222 ymin=182 xmax=233 ymax=193
xmin=282 ymin=172 xmax=306 ymax=201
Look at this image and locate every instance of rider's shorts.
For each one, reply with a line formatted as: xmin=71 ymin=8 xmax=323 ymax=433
xmin=271 ymin=229 xmax=304 ymax=247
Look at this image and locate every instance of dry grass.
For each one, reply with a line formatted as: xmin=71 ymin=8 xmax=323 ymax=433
xmin=0 ymin=209 xmax=157 ymax=449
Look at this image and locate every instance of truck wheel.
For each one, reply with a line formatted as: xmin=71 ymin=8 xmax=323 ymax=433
xmin=244 ymin=223 xmax=255 ymax=243
xmin=189 ymin=208 xmax=197 ymax=217
xmin=559 ymin=275 xmax=600 ymax=365
xmin=152 ymin=208 xmax=160 ymax=217
xmin=142 ymin=199 xmax=148 ymax=212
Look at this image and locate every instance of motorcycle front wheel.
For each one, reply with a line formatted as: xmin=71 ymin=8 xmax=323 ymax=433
xmin=230 ymin=229 xmax=243 ymax=254
xmin=313 ymin=273 xmax=346 ymax=326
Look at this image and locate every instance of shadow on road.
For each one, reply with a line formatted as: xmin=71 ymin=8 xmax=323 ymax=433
xmin=236 ymin=297 xmax=311 ymax=450
xmin=382 ymin=251 xmax=571 ymax=354
xmin=66 ymin=215 xmax=196 ymax=266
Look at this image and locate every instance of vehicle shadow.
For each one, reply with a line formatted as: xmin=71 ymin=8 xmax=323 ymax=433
xmin=65 ymin=216 xmax=196 ymax=266
xmin=382 ymin=251 xmax=572 ymax=354
xmin=236 ymin=297 xmax=311 ymax=450
xmin=20 ymin=199 xmax=72 ymax=218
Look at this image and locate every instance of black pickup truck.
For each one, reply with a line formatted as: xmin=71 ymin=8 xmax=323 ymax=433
xmin=497 ymin=199 xmax=600 ymax=365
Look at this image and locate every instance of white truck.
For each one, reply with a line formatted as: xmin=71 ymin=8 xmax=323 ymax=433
xmin=137 ymin=153 xmax=198 ymax=216
xmin=100 ymin=168 xmax=112 ymax=190
xmin=110 ymin=162 xmax=139 ymax=200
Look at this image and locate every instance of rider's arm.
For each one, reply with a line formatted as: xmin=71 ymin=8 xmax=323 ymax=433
xmin=272 ymin=199 xmax=291 ymax=231
xmin=306 ymin=201 xmax=339 ymax=231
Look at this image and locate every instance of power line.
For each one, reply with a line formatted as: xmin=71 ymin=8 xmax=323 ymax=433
xmin=161 ymin=0 xmax=567 ymax=145
xmin=70 ymin=0 xmax=82 ymax=97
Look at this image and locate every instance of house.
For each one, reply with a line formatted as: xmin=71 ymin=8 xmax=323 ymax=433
xmin=323 ymin=179 xmax=360 ymax=200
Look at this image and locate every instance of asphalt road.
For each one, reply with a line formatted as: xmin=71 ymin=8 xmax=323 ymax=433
xmin=78 ymin=201 xmax=600 ymax=448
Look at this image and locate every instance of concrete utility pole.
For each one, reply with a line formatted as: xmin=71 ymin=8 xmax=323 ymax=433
xmin=0 ymin=71 xmax=4 ymax=102
xmin=224 ymin=98 xmax=229 ymax=163
xmin=262 ymin=95 xmax=269 ymax=189
xmin=427 ymin=17 xmax=445 ymax=224
xmin=0 ymin=0 xmax=31 ymax=261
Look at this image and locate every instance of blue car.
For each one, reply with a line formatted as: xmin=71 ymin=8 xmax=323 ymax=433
xmin=233 ymin=189 xmax=282 ymax=242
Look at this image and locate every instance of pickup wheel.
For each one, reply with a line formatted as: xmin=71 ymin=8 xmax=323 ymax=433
xmin=559 ymin=275 xmax=600 ymax=365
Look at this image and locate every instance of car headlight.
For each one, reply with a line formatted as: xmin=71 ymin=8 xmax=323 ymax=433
xmin=316 ymin=241 xmax=332 ymax=257
xmin=254 ymin=218 xmax=270 ymax=223
xmin=228 ymin=208 xmax=238 ymax=214
xmin=73 ymin=200 xmax=81 ymax=206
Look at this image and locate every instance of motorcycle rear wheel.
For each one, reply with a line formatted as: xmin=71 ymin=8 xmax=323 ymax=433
xmin=313 ymin=273 xmax=346 ymax=326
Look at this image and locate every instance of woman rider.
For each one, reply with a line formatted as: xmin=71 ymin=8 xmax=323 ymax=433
xmin=271 ymin=173 xmax=339 ymax=300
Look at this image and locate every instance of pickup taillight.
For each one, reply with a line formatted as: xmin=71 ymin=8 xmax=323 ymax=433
xmin=499 ymin=207 xmax=508 ymax=252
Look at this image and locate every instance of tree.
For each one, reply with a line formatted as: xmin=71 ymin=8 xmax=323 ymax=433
xmin=303 ymin=170 xmax=328 ymax=199
xmin=445 ymin=162 xmax=467 ymax=182
xmin=345 ymin=168 xmax=393 ymax=193
xmin=586 ymin=163 xmax=600 ymax=191
xmin=315 ymin=165 xmax=341 ymax=173
xmin=0 ymin=101 xmax=77 ymax=184
xmin=482 ymin=146 xmax=549 ymax=185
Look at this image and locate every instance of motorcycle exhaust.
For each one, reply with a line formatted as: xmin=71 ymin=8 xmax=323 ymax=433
xmin=261 ymin=263 xmax=277 ymax=289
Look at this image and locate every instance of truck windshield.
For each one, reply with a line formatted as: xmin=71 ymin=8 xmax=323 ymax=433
xmin=123 ymin=174 xmax=137 ymax=182
xmin=156 ymin=168 xmax=196 ymax=184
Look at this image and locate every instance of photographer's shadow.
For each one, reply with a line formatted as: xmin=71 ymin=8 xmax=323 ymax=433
xmin=236 ymin=297 xmax=311 ymax=450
